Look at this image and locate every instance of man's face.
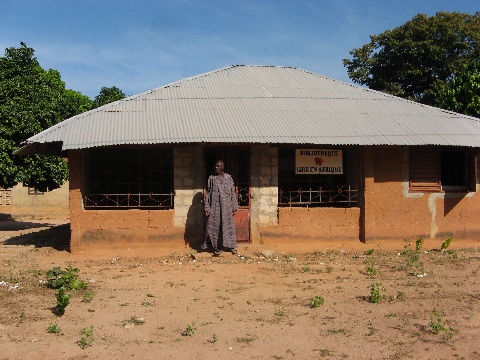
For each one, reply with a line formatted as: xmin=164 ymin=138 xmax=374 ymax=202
xmin=215 ymin=162 xmax=224 ymax=174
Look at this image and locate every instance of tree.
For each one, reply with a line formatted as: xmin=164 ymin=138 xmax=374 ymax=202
xmin=92 ymin=86 xmax=126 ymax=108
xmin=437 ymin=61 xmax=480 ymax=118
xmin=0 ymin=43 xmax=90 ymax=191
xmin=63 ymin=89 xmax=93 ymax=119
xmin=343 ymin=12 xmax=480 ymax=107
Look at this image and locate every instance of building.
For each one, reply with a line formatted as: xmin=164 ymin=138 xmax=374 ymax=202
xmin=16 ymin=66 xmax=480 ymax=252
xmin=0 ymin=183 xmax=69 ymax=220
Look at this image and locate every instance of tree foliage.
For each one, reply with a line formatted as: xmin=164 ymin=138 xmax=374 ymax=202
xmin=0 ymin=43 xmax=87 ymax=191
xmin=343 ymin=12 xmax=480 ymax=107
xmin=0 ymin=43 xmax=128 ymax=191
xmin=437 ymin=61 xmax=480 ymax=118
xmin=93 ymin=86 xmax=126 ymax=108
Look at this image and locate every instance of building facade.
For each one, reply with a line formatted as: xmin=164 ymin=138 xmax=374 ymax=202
xmin=0 ymin=182 xmax=69 ymax=220
xmin=16 ymin=66 xmax=480 ymax=251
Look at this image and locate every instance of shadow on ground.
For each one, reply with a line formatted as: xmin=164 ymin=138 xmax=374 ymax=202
xmin=0 ymin=220 xmax=70 ymax=251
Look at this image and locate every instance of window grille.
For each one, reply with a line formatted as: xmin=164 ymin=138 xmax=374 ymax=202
xmin=84 ymin=147 xmax=174 ymax=209
xmin=0 ymin=188 xmax=11 ymax=206
xmin=279 ymin=185 xmax=359 ymax=207
xmin=278 ymin=147 xmax=360 ymax=207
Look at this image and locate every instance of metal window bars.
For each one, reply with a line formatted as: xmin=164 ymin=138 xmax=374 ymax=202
xmin=84 ymin=193 xmax=174 ymax=209
xmin=279 ymin=185 xmax=359 ymax=207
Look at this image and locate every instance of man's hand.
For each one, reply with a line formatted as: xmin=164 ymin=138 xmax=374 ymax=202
xmin=205 ymin=211 xmax=210 ymax=217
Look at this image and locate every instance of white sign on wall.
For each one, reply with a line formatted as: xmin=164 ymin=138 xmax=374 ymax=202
xmin=295 ymin=149 xmax=343 ymax=174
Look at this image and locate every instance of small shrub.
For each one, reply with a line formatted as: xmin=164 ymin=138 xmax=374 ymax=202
xmin=441 ymin=237 xmax=452 ymax=251
xmin=364 ymin=258 xmax=377 ymax=277
xmin=369 ymin=283 xmax=386 ymax=303
xmin=82 ymin=290 xmax=95 ymax=303
xmin=415 ymin=238 xmax=424 ymax=251
xmin=46 ymin=264 xmax=87 ymax=290
xmin=55 ymin=287 xmax=71 ymax=313
xmin=182 ymin=322 xmax=196 ymax=336
xmin=402 ymin=239 xmax=420 ymax=271
xmin=47 ymin=321 xmax=61 ymax=334
xmin=309 ymin=295 xmax=325 ymax=308
xmin=77 ymin=325 xmax=95 ymax=349
xmin=428 ymin=309 xmax=447 ymax=334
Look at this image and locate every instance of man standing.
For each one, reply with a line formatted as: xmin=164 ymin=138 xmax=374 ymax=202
xmin=203 ymin=160 xmax=238 ymax=256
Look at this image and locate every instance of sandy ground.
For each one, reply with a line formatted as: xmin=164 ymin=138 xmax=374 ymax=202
xmin=1 ymin=219 xmax=479 ymax=360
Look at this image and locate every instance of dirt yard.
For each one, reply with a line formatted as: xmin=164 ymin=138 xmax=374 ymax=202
xmin=1 ymin=219 xmax=479 ymax=360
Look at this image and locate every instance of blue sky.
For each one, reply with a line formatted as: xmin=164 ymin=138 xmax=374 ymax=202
xmin=1 ymin=0 xmax=478 ymax=98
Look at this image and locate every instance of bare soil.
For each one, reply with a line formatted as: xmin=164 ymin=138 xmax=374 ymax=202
xmin=1 ymin=219 xmax=479 ymax=360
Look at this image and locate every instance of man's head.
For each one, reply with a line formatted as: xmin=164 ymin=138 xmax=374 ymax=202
xmin=215 ymin=160 xmax=224 ymax=174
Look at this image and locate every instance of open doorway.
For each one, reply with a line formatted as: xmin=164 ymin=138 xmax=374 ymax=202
xmin=204 ymin=147 xmax=251 ymax=242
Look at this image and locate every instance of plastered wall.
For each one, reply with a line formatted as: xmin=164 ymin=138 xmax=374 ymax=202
xmin=67 ymin=145 xmax=479 ymax=251
xmin=0 ymin=182 xmax=69 ymax=220
xmin=260 ymin=207 xmax=361 ymax=242
xmin=69 ymin=150 xmax=185 ymax=251
xmin=363 ymin=146 xmax=480 ymax=242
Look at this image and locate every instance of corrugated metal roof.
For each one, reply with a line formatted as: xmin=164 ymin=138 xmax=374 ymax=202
xmin=17 ymin=65 xmax=480 ymax=154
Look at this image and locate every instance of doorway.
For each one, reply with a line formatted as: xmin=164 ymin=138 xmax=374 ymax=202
xmin=205 ymin=147 xmax=251 ymax=242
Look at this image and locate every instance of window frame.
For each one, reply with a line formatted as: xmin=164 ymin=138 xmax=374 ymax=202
xmin=83 ymin=146 xmax=174 ymax=209
xmin=278 ymin=146 xmax=360 ymax=208
xmin=409 ymin=146 xmax=476 ymax=193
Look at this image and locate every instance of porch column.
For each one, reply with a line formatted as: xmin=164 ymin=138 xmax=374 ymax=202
xmin=173 ymin=146 xmax=204 ymax=246
xmin=68 ymin=150 xmax=83 ymax=252
xmin=362 ymin=146 xmax=376 ymax=242
xmin=250 ymin=145 xmax=278 ymax=243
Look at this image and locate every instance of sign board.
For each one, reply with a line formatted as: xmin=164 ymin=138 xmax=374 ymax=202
xmin=295 ymin=149 xmax=343 ymax=174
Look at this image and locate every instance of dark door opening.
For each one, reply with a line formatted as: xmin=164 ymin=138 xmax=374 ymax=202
xmin=205 ymin=147 xmax=251 ymax=242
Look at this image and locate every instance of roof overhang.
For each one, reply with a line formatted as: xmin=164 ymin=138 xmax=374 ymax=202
xmin=14 ymin=141 xmax=66 ymax=156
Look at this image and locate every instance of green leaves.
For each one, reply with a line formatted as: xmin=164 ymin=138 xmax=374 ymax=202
xmin=437 ymin=61 xmax=480 ymax=118
xmin=93 ymin=86 xmax=126 ymax=108
xmin=20 ymin=154 xmax=68 ymax=193
xmin=46 ymin=265 xmax=87 ymax=290
xmin=343 ymin=12 xmax=480 ymax=109
xmin=1 ymin=42 xmax=127 ymax=191
xmin=0 ymin=43 xmax=80 ymax=190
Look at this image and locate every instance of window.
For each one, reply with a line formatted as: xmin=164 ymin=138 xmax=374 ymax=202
xmin=441 ymin=150 xmax=466 ymax=189
xmin=28 ymin=187 xmax=44 ymax=195
xmin=0 ymin=187 xmax=11 ymax=206
xmin=84 ymin=147 xmax=174 ymax=208
xmin=409 ymin=147 xmax=476 ymax=192
xmin=278 ymin=147 xmax=360 ymax=207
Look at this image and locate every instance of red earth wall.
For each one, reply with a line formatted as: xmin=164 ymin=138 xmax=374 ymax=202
xmin=67 ymin=146 xmax=479 ymax=251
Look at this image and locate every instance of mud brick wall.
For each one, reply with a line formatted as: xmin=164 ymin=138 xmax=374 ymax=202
xmin=363 ymin=146 xmax=480 ymax=242
xmin=69 ymin=150 xmax=185 ymax=252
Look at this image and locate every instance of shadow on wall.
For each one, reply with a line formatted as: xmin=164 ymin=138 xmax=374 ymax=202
xmin=444 ymin=192 xmax=468 ymax=216
xmin=0 ymin=218 xmax=70 ymax=252
xmin=184 ymin=192 xmax=205 ymax=250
